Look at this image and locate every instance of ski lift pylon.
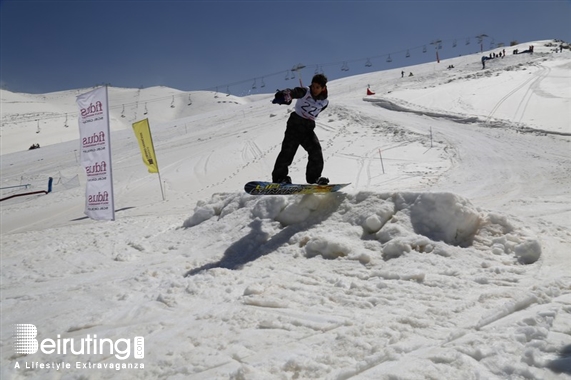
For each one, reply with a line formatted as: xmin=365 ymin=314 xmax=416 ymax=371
xmin=170 ymin=96 xmax=175 ymax=108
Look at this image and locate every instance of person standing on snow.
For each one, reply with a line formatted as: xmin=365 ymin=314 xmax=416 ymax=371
xmin=270 ymin=74 xmax=330 ymax=185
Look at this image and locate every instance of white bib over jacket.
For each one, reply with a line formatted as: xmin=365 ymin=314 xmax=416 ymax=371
xmin=294 ymin=87 xmax=329 ymax=121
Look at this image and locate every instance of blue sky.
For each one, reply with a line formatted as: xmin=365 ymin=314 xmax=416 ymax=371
xmin=1 ymin=0 xmax=570 ymax=95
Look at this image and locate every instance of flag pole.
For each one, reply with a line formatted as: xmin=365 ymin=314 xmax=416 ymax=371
xmin=146 ymin=127 xmax=165 ymax=201
xmin=157 ymin=171 xmax=165 ymax=201
xmin=105 ymin=85 xmax=116 ymax=219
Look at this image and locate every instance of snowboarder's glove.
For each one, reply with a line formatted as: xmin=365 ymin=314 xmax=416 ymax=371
xmin=272 ymin=89 xmax=292 ymax=105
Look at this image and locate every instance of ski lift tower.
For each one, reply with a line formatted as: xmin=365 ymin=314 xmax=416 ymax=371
xmin=430 ymin=39 xmax=442 ymax=63
xmin=476 ymin=34 xmax=488 ymax=52
xmin=291 ymin=63 xmax=306 ymax=86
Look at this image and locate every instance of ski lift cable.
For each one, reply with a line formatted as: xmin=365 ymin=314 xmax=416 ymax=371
xmin=9 ymin=33 xmax=496 ymax=126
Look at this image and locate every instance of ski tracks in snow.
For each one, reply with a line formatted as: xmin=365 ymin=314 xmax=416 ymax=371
xmin=486 ymin=64 xmax=551 ymax=124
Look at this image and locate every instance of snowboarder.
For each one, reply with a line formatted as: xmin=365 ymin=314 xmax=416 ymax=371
xmin=271 ymin=74 xmax=329 ymax=185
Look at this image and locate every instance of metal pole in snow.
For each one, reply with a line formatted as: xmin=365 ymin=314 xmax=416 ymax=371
xmin=378 ymin=149 xmax=385 ymax=174
xmin=157 ymin=172 xmax=165 ymax=201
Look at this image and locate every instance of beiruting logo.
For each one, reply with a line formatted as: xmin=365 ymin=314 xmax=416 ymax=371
xmin=14 ymin=324 xmax=144 ymax=360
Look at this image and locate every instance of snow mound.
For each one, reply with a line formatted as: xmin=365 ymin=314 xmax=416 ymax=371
xmin=183 ymin=191 xmax=541 ymax=269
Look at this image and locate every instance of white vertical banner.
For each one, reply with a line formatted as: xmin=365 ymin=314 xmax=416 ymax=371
xmin=76 ymin=86 xmax=115 ymax=221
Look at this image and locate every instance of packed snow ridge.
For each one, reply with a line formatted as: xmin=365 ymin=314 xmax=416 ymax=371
xmin=183 ymin=191 xmax=541 ymax=276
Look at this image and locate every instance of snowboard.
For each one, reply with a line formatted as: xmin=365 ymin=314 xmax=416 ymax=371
xmin=244 ymin=181 xmax=350 ymax=195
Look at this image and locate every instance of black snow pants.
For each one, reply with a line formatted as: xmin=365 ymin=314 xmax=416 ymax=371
xmin=272 ymin=112 xmax=324 ymax=184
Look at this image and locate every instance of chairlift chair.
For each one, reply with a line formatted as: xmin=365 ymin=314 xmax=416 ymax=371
xmin=406 ymin=50 xmax=410 ymax=58
xmin=365 ymin=58 xmax=372 ymax=67
xmin=386 ymin=55 xmax=392 ymax=63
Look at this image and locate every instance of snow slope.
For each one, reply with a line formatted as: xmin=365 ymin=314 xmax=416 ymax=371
xmin=1 ymin=40 xmax=571 ymax=379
